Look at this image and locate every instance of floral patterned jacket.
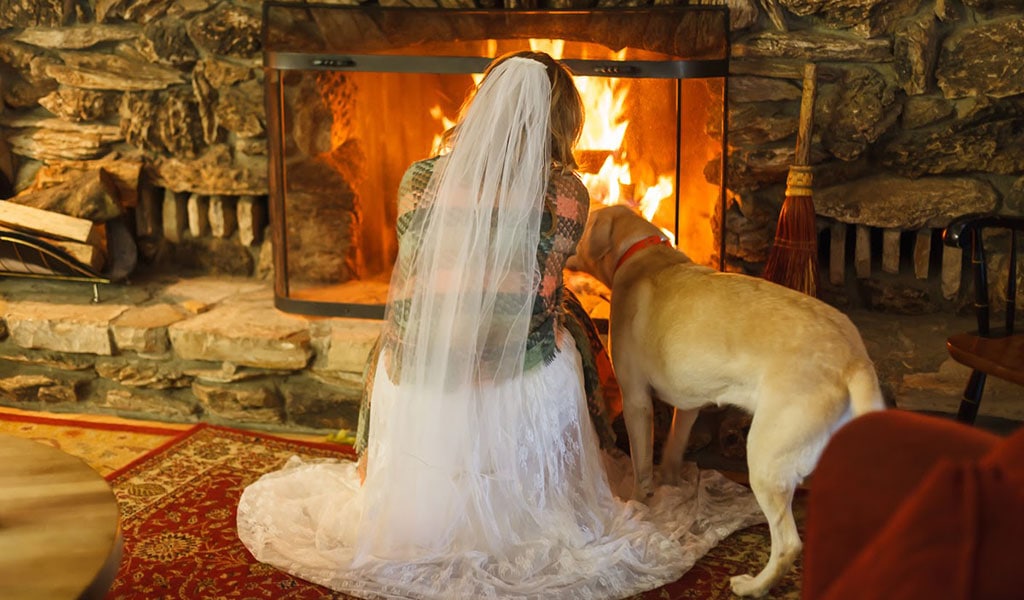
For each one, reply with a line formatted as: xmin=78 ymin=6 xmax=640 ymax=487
xmin=355 ymin=156 xmax=618 ymax=453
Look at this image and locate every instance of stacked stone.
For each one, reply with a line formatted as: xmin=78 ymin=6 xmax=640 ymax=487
xmin=0 ymin=276 xmax=380 ymax=432
xmin=0 ymin=0 xmax=1021 ymax=343
xmin=0 ymin=0 xmax=269 ymax=275
xmin=722 ymin=0 xmax=1024 ymax=313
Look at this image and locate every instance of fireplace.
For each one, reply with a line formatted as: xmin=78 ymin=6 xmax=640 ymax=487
xmin=263 ymin=4 xmax=730 ymax=318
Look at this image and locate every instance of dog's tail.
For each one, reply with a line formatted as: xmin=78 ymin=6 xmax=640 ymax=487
xmin=847 ymin=360 xmax=885 ymax=417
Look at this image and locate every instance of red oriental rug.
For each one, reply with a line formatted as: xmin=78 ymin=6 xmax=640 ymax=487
xmin=105 ymin=424 xmax=353 ymax=599
xmin=0 ymin=408 xmax=186 ymax=475
xmin=0 ymin=410 xmax=801 ymax=599
xmin=102 ymin=424 xmax=802 ymax=599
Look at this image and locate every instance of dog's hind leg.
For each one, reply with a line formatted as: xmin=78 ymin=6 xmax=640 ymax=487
xmin=729 ymin=472 xmax=800 ymax=598
xmin=659 ymin=406 xmax=699 ymax=486
xmin=729 ymin=414 xmax=813 ymax=598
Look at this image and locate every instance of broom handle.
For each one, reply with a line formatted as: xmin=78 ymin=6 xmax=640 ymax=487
xmin=793 ymin=63 xmax=817 ymax=168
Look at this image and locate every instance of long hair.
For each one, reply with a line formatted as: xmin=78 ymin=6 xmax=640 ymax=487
xmin=440 ymin=50 xmax=584 ymax=173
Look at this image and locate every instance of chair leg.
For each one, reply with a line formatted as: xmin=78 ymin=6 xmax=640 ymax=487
xmin=956 ymin=370 xmax=987 ymax=425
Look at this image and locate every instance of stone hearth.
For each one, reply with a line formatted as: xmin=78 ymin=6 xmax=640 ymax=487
xmin=1 ymin=274 xmax=1021 ymax=438
xmin=0 ymin=274 xmax=380 ymax=434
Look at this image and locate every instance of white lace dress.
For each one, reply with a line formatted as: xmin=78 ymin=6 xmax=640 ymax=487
xmin=237 ymin=335 xmax=763 ymax=599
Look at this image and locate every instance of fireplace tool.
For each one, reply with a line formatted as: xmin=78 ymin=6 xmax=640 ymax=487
xmin=763 ymin=62 xmax=819 ymax=296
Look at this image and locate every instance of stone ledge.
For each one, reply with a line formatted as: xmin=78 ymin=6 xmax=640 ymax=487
xmin=0 ymin=275 xmax=382 ymax=433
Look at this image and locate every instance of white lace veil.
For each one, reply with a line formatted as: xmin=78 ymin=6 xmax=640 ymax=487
xmin=356 ymin=56 xmax=553 ymax=559
xmin=389 ymin=55 xmax=549 ymax=391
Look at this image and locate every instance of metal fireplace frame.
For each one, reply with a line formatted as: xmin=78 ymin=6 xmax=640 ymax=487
xmin=263 ymin=3 xmax=730 ymax=318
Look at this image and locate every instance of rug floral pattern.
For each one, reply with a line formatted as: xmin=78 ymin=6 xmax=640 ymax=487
xmin=0 ymin=410 xmax=183 ymax=476
xmin=1 ymin=412 xmax=803 ymax=599
xmin=107 ymin=425 xmax=354 ymax=599
xmin=107 ymin=425 xmax=803 ymax=599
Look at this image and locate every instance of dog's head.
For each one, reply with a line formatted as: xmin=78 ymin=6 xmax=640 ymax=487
xmin=566 ymin=204 xmax=662 ymax=287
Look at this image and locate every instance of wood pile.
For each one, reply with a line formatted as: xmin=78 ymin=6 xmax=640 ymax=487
xmin=0 ymin=156 xmax=141 ymax=276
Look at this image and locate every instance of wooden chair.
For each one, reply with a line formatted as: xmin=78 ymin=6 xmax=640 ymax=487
xmin=942 ymin=213 xmax=1024 ymax=424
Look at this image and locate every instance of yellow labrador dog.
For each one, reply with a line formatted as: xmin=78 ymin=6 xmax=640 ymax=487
xmin=567 ymin=205 xmax=884 ymax=598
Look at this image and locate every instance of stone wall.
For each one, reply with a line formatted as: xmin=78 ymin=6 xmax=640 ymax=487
xmin=1 ymin=0 xmax=1023 ymax=431
xmin=2 ymin=0 xmax=1022 ymax=305
xmin=724 ymin=0 xmax=1024 ymax=313
xmin=0 ymin=0 xmax=270 ymax=277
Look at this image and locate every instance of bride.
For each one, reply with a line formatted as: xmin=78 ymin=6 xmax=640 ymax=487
xmin=237 ymin=50 xmax=761 ymax=599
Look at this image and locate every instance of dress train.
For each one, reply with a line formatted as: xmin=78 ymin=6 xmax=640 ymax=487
xmin=237 ymin=337 xmax=763 ymax=599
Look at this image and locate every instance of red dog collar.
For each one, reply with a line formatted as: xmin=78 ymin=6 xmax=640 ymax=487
xmin=614 ymin=235 xmax=671 ymax=275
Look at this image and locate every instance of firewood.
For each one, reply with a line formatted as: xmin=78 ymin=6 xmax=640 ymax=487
xmin=0 ymin=225 xmax=106 ymax=271
xmin=0 ymin=201 xmax=99 ymax=244
xmin=209 ymin=195 xmax=236 ymax=238
xmin=236 ymin=195 xmax=264 ymax=246
xmin=162 ymin=188 xmax=187 ymax=243
xmin=33 ymin=155 xmax=143 ymax=209
xmin=9 ymin=169 xmax=122 ymax=221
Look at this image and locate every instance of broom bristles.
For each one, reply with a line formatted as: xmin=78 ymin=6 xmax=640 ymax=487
xmin=763 ymin=193 xmax=818 ymax=296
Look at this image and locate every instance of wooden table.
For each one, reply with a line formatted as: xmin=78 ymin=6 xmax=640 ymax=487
xmin=0 ymin=434 xmax=122 ymax=600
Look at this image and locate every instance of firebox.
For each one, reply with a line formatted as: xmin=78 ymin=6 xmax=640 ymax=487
xmin=263 ymin=3 xmax=730 ymax=318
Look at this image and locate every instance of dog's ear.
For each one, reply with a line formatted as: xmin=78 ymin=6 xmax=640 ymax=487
xmin=577 ymin=208 xmax=611 ymax=258
xmin=588 ymin=208 xmax=615 ymax=257
xmin=580 ymin=207 xmax=619 ymax=286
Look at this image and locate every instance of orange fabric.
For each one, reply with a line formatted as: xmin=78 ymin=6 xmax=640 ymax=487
xmin=802 ymin=410 xmax=1003 ymax=599
xmin=820 ymin=456 xmax=1024 ymax=600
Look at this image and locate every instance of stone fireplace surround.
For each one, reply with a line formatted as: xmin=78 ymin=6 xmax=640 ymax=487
xmin=1 ymin=0 xmax=1023 ymax=434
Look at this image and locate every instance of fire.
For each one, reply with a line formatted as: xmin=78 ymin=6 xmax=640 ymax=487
xmin=537 ymin=41 xmax=676 ymax=242
xmin=638 ymin=176 xmax=674 ymax=223
xmin=428 ymin=40 xmax=680 ymax=244
xmin=429 ymin=106 xmax=456 ymax=156
xmin=572 ymin=58 xmax=631 ymax=206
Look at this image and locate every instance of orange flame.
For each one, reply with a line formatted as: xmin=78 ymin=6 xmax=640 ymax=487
xmin=430 ymin=40 xmax=679 ymax=243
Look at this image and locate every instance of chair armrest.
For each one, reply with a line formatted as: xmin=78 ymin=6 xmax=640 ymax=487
xmin=943 ymin=212 xmax=1023 ymax=337
xmin=943 ymin=213 xmax=1024 ymax=249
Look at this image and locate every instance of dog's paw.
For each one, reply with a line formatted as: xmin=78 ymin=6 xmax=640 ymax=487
xmin=660 ymin=466 xmax=682 ymax=487
xmin=630 ymin=477 xmax=656 ymax=503
xmin=729 ymin=574 xmax=769 ymax=598
xmin=629 ymin=492 xmax=653 ymax=504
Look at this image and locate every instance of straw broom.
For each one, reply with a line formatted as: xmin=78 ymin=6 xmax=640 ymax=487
xmin=763 ymin=62 xmax=819 ymax=296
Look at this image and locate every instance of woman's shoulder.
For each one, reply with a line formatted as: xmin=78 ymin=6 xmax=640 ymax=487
xmin=550 ymin=168 xmax=584 ymax=185
xmin=413 ymin=155 xmax=442 ymax=169
xmin=403 ymin=156 xmax=440 ymax=179
xmin=399 ymin=156 xmax=441 ymax=195
xmin=549 ymin=170 xmax=589 ymax=203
